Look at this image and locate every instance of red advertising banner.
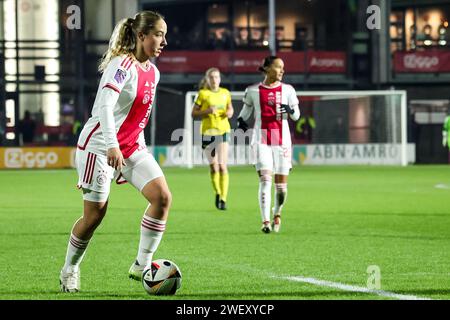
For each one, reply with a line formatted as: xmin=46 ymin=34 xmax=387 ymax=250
xmin=156 ymin=51 xmax=346 ymax=74
xmin=393 ymin=50 xmax=450 ymax=73
xmin=306 ymin=51 xmax=347 ymax=73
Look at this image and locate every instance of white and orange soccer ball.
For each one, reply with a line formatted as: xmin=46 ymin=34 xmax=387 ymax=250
xmin=142 ymin=259 xmax=182 ymax=295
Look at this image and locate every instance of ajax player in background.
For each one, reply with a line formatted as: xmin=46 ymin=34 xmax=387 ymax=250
xmin=192 ymin=68 xmax=234 ymax=210
xmin=59 ymin=11 xmax=171 ymax=292
xmin=237 ymin=56 xmax=300 ymax=233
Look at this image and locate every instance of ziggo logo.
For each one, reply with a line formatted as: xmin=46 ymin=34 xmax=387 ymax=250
xmin=404 ymin=54 xmax=439 ymax=69
xmin=4 ymin=149 xmax=59 ymax=168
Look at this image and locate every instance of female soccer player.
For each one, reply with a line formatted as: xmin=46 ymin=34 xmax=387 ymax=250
xmin=59 ymin=11 xmax=170 ymax=292
xmin=237 ymin=56 xmax=300 ymax=233
xmin=192 ymin=68 xmax=234 ymax=210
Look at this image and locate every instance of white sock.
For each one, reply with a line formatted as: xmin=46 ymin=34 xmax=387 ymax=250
xmin=63 ymin=233 xmax=90 ymax=271
xmin=273 ymin=183 xmax=288 ymax=217
xmin=258 ymin=175 xmax=272 ymax=223
xmin=136 ymin=215 xmax=166 ymax=267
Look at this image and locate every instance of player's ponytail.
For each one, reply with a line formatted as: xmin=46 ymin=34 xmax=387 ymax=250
xmin=99 ymin=11 xmax=164 ymax=73
xmin=99 ymin=18 xmax=135 ymax=73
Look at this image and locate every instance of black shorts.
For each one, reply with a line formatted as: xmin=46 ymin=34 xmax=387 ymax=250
xmin=202 ymin=133 xmax=230 ymax=156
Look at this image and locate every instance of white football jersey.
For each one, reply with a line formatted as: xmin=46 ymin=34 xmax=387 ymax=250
xmin=77 ymin=55 xmax=160 ymax=158
xmin=242 ymin=82 xmax=299 ymax=147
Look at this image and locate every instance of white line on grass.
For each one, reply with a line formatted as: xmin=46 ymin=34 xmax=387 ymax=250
xmin=435 ymin=184 xmax=450 ymax=190
xmin=279 ymin=276 xmax=432 ymax=300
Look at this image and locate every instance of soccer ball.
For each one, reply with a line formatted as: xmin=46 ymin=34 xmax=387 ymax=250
xmin=142 ymin=259 xmax=182 ymax=295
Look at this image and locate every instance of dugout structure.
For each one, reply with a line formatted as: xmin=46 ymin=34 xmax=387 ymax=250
xmin=182 ymin=90 xmax=408 ymax=168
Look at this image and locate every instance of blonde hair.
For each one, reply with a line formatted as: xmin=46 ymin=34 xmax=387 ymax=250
xmin=99 ymin=11 xmax=165 ymax=73
xmin=198 ymin=67 xmax=220 ymax=90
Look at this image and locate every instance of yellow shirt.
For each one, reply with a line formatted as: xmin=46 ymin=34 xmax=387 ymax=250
xmin=194 ymin=87 xmax=231 ymax=135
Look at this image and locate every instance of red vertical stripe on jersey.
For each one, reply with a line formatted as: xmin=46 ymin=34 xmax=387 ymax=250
xmin=258 ymin=85 xmax=283 ymax=145
xmin=116 ymin=65 xmax=156 ymax=159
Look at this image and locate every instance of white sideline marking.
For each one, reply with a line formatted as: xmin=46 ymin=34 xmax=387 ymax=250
xmin=281 ymin=276 xmax=432 ymax=300
xmin=435 ymin=184 xmax=450 ymax=190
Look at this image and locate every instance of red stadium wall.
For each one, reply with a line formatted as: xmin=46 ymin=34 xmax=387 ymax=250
xmin=156 ymin=51 xmax=347 ymax=74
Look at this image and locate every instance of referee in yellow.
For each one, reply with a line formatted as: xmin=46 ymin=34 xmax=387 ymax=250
xmin=192 ymin=67 xmax=234 ymax=210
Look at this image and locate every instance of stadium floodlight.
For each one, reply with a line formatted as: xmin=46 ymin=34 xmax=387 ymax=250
xmin=182 ymin=90 xmax=409 ymax=168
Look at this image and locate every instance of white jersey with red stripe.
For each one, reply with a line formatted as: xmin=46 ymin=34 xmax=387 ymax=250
xmin=77 ymin=55 xmax=160 ymax=159
xmin=242 ymin=82 xmax=299 ymax=147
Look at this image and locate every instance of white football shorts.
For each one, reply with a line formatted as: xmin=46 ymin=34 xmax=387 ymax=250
xmin=76 ymin=148 xmax=164 ymax=201
xmin=76 ymin=150 xmax=114 ymax=194
xmin=121 ymin=147 xmax=164 ymax=192
xmin=252 ymin=143 xmax=292 ymax=175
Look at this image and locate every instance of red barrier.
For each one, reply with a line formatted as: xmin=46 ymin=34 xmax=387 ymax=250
xmin=156 ymin=51 xmax=346 ymax=73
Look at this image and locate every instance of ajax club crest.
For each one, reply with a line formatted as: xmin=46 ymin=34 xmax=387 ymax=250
xmin=143 ymin=93 xmax=150 ymax=105
xmin=97 ymin=171 xmax=107 ymax=186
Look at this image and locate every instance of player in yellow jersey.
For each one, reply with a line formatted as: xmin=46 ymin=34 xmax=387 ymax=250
xmin=192 ymin=68 xmax=234 ymax=210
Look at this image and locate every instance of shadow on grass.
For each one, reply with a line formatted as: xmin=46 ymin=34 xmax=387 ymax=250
xmin=1 ymin=288 xmax=445 ymax=299
xmin=0 ymin=291 xmax=147 ymax=299
xmin=382 ymin=288 xmax=450 ymax=296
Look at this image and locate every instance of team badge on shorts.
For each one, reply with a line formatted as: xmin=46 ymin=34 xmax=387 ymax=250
xmin=97 ymin=172 xmax=108 ymax=186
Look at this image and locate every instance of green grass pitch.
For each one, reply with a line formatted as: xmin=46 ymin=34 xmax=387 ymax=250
xmin=1 ymin=165 xmax=450 ymax=300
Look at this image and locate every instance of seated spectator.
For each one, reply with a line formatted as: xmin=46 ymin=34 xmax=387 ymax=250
xmin=235 ymin=28 xmax=249 ymax=48
xmin=207 ymin=28 xmax=230 ymax=50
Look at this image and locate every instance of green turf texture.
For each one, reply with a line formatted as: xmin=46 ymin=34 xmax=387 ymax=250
xmin=0 ymin=165 xmax=449 ymax=300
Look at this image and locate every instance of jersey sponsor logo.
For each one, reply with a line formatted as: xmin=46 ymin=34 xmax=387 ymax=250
xmin=139 ymin=82 xmax=156 ymax=129
xmin=139 ymin=103 xmax=153 ymax=129
xmin=114 ymin=69 xmax=127 ymax=84
xmin=267 ymin=93 xmax=275 ymax=106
